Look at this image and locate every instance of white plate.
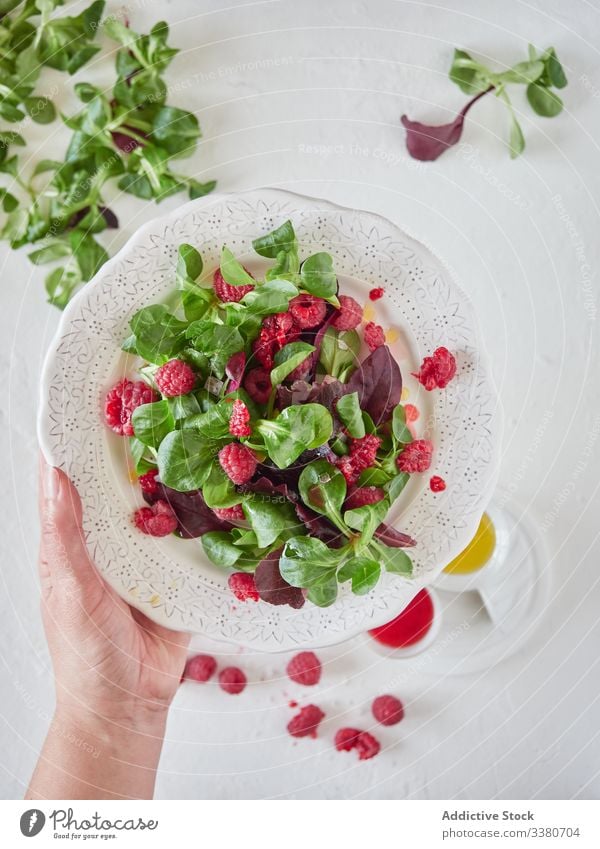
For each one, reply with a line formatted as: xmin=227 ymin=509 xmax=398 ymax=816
xmin=38 ymin=188 xmax=501 ymax=651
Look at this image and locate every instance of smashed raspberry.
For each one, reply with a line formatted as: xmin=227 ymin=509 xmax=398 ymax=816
xmin=289 ymin=293 xmax=327 ymax=329
xmin=243 ymin=367 xmax=272 ymax=405
xmin=228 ymin=572 xmax=259 ymax=602
xmin=218 ymin=443 xmax=257 ymax=484
xmin=345 ymin=486 xmax=385 ymax=510
xmin=364 ymin=321 xmax=386 ymax=351
xmin=155 ymin=359 xmax=195 ymax=397
xmin=133 ymin=500 xmax=178 ymax=537
xmin=218 ymin=667 xmax=247 ymax=694
xmin=213 ymin=267 xmax=255 ymax=303
xmin=412 ymin=346 xmax=457 ymax=390
xmin=369 ymin=287 xmax=384 ymax=301
xmin=404 ymin=403 xmax=419 ymax=422
xmin=349 ymin=433 xmax=381 ymax=474
xmin=397 ymin=439 xmax=433 ymax=474
xmin=334 ymin=728 xmax=362 ymax=752
xmin=286 ymin=651 xmax=322 ymax=686
xmin=356 ymin=731 xmax=381 ymax=760
xmin=430 ymin=475 xmax=446 ymax=493
xmin=287 ymin=704 xmax=325 ymax=739
xmin=105 ymin=379 xmax=157 ymax=437
xmin=138 ymin=469 xmax=159 ymax=495
xmin=184 ymin=654 xmax=217 ymax=683
xmin=213 ymin=504 xmax=245 ymax=522
xmin=253 ymin=312 xmax=300 ymax=369
xmin=338 ymin=455 xmax=358 ymax=486
xmin=229 ymin=399 xmax=251 ymax=437
xmin=372 ymin=694 xmax=404 ymax=726
xmin=332 ymin=295 xmax=362 ymax=331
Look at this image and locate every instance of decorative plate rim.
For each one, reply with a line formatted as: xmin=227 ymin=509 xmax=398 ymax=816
xmin=38 ymin=187 xmax=502 ymax=651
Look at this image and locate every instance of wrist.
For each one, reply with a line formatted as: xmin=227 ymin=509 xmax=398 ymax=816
xmin=54 ymin=697 xmax=169 ymax=746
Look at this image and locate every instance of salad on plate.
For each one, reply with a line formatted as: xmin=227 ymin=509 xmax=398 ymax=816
xmin=104 ymin=220 xmax=456 ymax=609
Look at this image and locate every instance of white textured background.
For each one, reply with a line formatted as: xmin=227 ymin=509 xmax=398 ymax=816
xmin=1 ymin=0 xmax=600 ymax=799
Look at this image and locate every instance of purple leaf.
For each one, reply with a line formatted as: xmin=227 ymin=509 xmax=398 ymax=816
xmin=111 ymin=130 xmax=144 ymax=153
xmin=401 ymin=88 xmax=492 ymax=161
xmin=100 ymin=206 xmax=119 ymax=229
xmin=344 ymin=345 xmax=402 ymax=424
xmin=374 ymin=523 xmax=416 ymax=548
xmin=144 ymin=483 xmax=230 ymax=538
xmin=225 ymin=351 xmax=246 ymax=391
xmin=254 ymin=548 xmax=305 ymax=608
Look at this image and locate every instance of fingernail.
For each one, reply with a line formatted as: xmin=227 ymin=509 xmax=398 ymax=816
xmin=43 ymin=464 xmax=60 ymax=501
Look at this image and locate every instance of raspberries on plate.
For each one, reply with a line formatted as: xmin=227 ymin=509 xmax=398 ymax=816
xmin=287 ymin=704 xmax=325 ymax=739
xmin=228 ymin=572 xmax=259 ymax=602
xmin=344 ymin=486 xmax=385 ymax=510
xmin=334 ymin=728 xmax=381 ymax=760
xmin=430 ymin=475 xmax=446 ymax=493
xmin=412 ymin=346 xmax=457 ymax=390
xmin=228 ymin=399 xmax=251 ymax=437
xmin=213 ymin=267 xmax=255 ymax=303
xmin=286 ymin=651 xmax=322 ymax=686
xmin=372 ymin=694 xmax=404 ymax=726
xmin=369 ymin=287 xmax=384 ymax=301
xmin=138 ymin=468 xmax=159 ymax=495
xmin=155 ymin=359 xmax=195 ymax=397
xmin=404 ymin=403 xmax=419 ymax=422
xmin=218 ymin=666 xmax=247 ymax=694
xmin=213 ymin=504 xmax=245 ymax=522
xmin=218 ymin=443 xmax=257 ymax=484
xmin=184 ymin=654 xmax=217 ymax=683
xmin=337 ymin=433 xmax=381 ymax=485
xmin=243 ymin=367 xmax=272 ymax=405
xmin=397 ymin=439 xmax=433 ymax=474
xmin=289 ymin=293 xmax=327 ymax=329
xmin=105 ymin=378 xmax=157 ymax=437
xmin=332 ymin=295 xmax=362 ymax=331
xmin=253 ymin=312 xmax=299 ymax=369
xmin=134 ymin=500 xmax=178 ymax=537
xmin=334 ymin=727 xmax=362 ymax=752
xmin=364 ymin=321 xmax=385 ymax=351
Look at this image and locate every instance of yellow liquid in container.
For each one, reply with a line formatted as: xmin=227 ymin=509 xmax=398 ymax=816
xmin=443 ymin=513 xmax=496 ymax=575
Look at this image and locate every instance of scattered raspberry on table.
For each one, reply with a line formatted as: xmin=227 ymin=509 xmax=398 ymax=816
xmin=218 ymin=667 xmax=247 ymax=695
xmin=185 ymin=654 xmax=217 ymax=683
xmin=286 ymin=651 xmax=322 ymax=686
xmin=372 ymin=694 xmax=404 ymax=726
xmin=355 ymin=731 xmax=381 ymax=760
xmin=287 ymin=704 xmax=325 ymax=738
xmin=334 ymin=727 xmax=362 ymax=751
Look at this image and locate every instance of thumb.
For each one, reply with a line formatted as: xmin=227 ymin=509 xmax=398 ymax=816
xmin=39 ymin=458 xmax=103 ymax=608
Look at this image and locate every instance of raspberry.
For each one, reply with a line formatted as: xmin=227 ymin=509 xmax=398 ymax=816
xmin=229 ymin=399 xmax=251 ymax=437
xmin=218 ymin=443 xmax=257 ymax=484
xmin=397 ymin=439 xmax=433 ymax=473
xmin=133 ymin=500 xmax=178 ymax=537
xmin=364 ymin=321 xmax=385 ymax=351
xmin=412 ymin=346 xmax=457 ymax=390
xmin=155 ymin=359 xmax=195 ymax=397
xmin=430 ymin=475 xmax=446 ymax=492
xmin=356 ymin=731 xmax=381 ymax=760
xmin=332 ymin=295 xmax=362 ymax=330
xmin=289 ymin=293 xmax=327 ymax=329
xmin=218 ymin=666 xmax=247 ymax=694
xmin=213 ymin=267 xmax=254 ymax=303
xmin=349 ymin=433 xmax=381 ymax=474
xmin=105 ymin=378 xmax=157 ymax=437
xmin=372 ymin=694 xmax=404 ymax=726
xmin=286 ymin=651 xmax=322 ymax=686
xmin=334 ymin=728 xmax=362 ymax=752
xmin=243 ymin=367 xmax=272 ymax=405
xmin=287 ymin=704 xmax=325 ymax=738
xmin=184 ymin=654 xmax=217 ymax=683
xmin=337 ymin=455 xmax=358 ymax=486
xmin=213 ymin=504 xmax=245 ymax=522
xmin=345 ymin=486 xmax=385 ymax=510
xmin=228 ymin=572 xmax=259 ymax=602
xmin=404 ymin=403 xmax=419 ymax=422
xmin=253 ymin=313 xmax=300 ymax=369
xmin=138 ymin=468 xmax=159 ymax=495
xmin=369 ymin=287 xmax=384 ymax=301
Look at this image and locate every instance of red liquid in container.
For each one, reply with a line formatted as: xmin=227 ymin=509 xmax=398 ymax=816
xmin=369 ymin=589 xmax=435 ymax=648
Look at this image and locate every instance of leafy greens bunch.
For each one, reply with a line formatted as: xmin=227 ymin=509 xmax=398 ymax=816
xmin=401 ymin=45 xmax=567 ymax=161
xmin=116 ymin=220 xmax=420 ymax=609
xmin=0 ymin=2 xmax=215 ymax=307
